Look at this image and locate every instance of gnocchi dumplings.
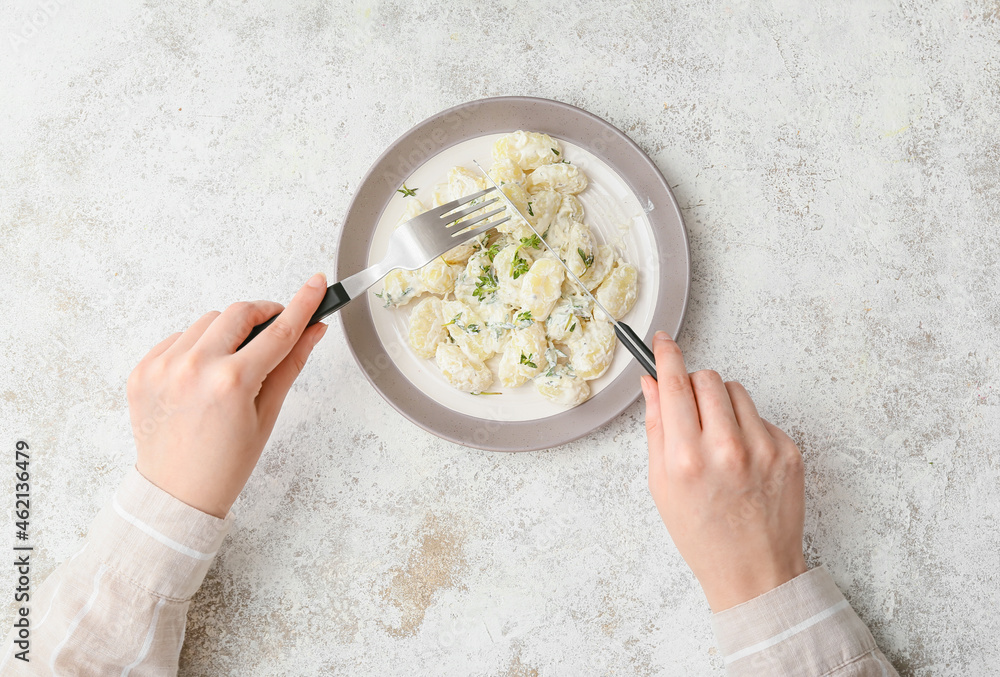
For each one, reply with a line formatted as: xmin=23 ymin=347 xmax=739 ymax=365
xmin=593 ymin=262 xmax=638 ymax=322
xmin=526 ymin=163 xmax=588 ymax=195
xmin=376 ymin=131 xmax=640 ymax=405
xmin=407 ymin=296 xmax=448 ymax=359
xmin=435 ymin=344 xmax=494 ymax=393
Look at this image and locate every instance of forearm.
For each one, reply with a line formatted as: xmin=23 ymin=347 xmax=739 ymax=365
xmin=0 ymin=465 xmax=234 ymax=675
xmin=711 ymin=566 xmax=898 ymax=676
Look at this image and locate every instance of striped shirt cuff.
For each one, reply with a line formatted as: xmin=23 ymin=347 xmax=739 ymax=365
xmin=85 ymin=464 xmax=235 ymax=601
xmin=711 ymin=566 xmax=879 ymax=676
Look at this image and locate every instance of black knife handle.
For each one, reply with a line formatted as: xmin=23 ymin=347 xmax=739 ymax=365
xmin=614 ymin=321 xmax=658 ymax=380
xmin=237 ymin=282 xmax=351 ymax=351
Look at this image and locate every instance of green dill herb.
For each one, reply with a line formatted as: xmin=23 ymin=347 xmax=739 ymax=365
xmin=520 ymin=353 xmax=537 ymax=369
xmin=527 ymin=202 xmax=534 ymax=216
xmin=578 ymin=247 xmax=594 ymax=268
xmin=516 ymin=310 xmax=533 ymax=324
xmin=570 ymin=322 xmax=576 ymax=332
xmin=551 ymin=148 xmax=560 ymax=156
xmin=396 ymin=183 xmax=418 ymax=197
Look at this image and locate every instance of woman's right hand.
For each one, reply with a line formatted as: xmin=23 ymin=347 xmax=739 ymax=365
xmin=641 ymin=331 xmax=808 ymax=612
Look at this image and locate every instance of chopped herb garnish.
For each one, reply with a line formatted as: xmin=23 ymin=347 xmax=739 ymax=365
xmin=516 ymin=310 xmax=533 ymax=324
xmin=511 ymin=250 xmax=530 ymax=279
xmin=520 ymin=234 xmax=541 ymax=249
xmin=551 ymin=148 xmax=560 ymax=156
xmin=508 ymin=234 xmax=540 ymax=280
xmin=558 ymin=159 xmax=571 ymax=164
xmin=374 ymin=287 xmax=411 ymax=308
xmin=444 ymin=311 xmax=479 ymax=333
xmin=486 ymin=243 xmax=502 ymax=261
xmin=527 ymin=202 xmax=534 ymax=216
xmin=397 ymin=183 xmax=418 ymax=197
xmin=473 ymin=265 xmax=499 ymax=300
xmin=520 ymin=353 xmax=537 ymax=369
xmin=578 ymin=247 xmax=594 ymax=268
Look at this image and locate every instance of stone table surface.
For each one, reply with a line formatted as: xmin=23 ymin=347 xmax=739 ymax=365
xmin=2 ymin=1 xmax=998 ymax=675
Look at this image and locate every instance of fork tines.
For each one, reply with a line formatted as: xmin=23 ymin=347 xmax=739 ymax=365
xmin=434 ymin=186 xmax=510 ymax=238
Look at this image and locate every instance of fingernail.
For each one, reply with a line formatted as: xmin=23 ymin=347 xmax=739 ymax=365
xmin=654 ymin=330 xmax=671 ymax=344
xmin=307 ymin=272 xmax=326 ymax=289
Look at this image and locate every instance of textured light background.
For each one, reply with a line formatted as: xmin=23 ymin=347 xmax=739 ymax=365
xmin=2 ymin=0 xmax=998 ymax=675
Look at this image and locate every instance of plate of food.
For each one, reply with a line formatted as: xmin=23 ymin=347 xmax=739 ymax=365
xmin=335 ymin=96 xmax=689 ymax=451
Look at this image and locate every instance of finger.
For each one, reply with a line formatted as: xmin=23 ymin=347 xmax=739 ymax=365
xmin=142 ymin=332 xmax=182 ymax=363
xmin=641 ymin=375 xmax=666 ymax=479
xmin=255 ymin=322 xmax=328 ymax=426
xmin=690 ymin=370 xmax=739 ymax=437
xmin=650 ymin=331 xmax=701 ymax=443
xmin=761 ymin=417 xmax=798 ymax=450
xmin=235 ymin=273 xmax=328 ymax=379
xmin=195 ymin=300 xmax=285 ymax=355
xmin=166 ymin=311 xmax=221 ymax=355
xmin=724 ymin=381 xmax=770 ymax=444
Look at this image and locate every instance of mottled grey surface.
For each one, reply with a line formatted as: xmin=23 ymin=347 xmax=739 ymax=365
xmin=2 ymin=0 xmax=998 ymax=675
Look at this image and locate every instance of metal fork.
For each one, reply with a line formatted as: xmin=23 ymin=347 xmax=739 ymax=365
xmin=238 ymin=187 xmax=509 ymax=349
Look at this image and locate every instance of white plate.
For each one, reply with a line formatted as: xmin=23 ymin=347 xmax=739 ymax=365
xmin=335 ymin=97 xmax=690 ymax=451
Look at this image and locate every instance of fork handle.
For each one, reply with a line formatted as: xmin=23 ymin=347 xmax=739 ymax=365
xmin=237 ymin=282 xmax=351 ymax=351
xmin=614 ymin=321 xmax=658 ymax=380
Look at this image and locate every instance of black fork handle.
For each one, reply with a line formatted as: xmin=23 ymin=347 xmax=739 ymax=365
xmin=614 ymin=321 xmax=658 ymax=380
xmin=236 ymin=282 xmax=352 ymax=351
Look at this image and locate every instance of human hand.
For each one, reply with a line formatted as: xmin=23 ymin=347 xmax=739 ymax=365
xmin=641 ymin=332 xmax=807 ymax=612
xmin=126 ymin=274 xmax=330 ymax=518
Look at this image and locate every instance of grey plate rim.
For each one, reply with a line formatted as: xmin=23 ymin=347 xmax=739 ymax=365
xmin=335 ymin=96 xmax=690 ymax=452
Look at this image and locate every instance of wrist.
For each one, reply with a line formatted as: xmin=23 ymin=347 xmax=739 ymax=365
xmin=701 ymin=554 xmax=808 ymax=612
xmin=134 ymin=461 xmax=233 ymax=519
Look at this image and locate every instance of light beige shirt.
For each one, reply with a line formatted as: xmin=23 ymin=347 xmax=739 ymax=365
xmin=712 ymin=568 xmax=899 ymax=675
xmin=1 ymin=466 xmax=898 ymax=675
xmin=1 ymin=465 xmax=234 ymax=675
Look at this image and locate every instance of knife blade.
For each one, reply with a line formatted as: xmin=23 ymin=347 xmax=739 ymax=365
xmin=473 ymin=160 xmax=657 ymax=380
